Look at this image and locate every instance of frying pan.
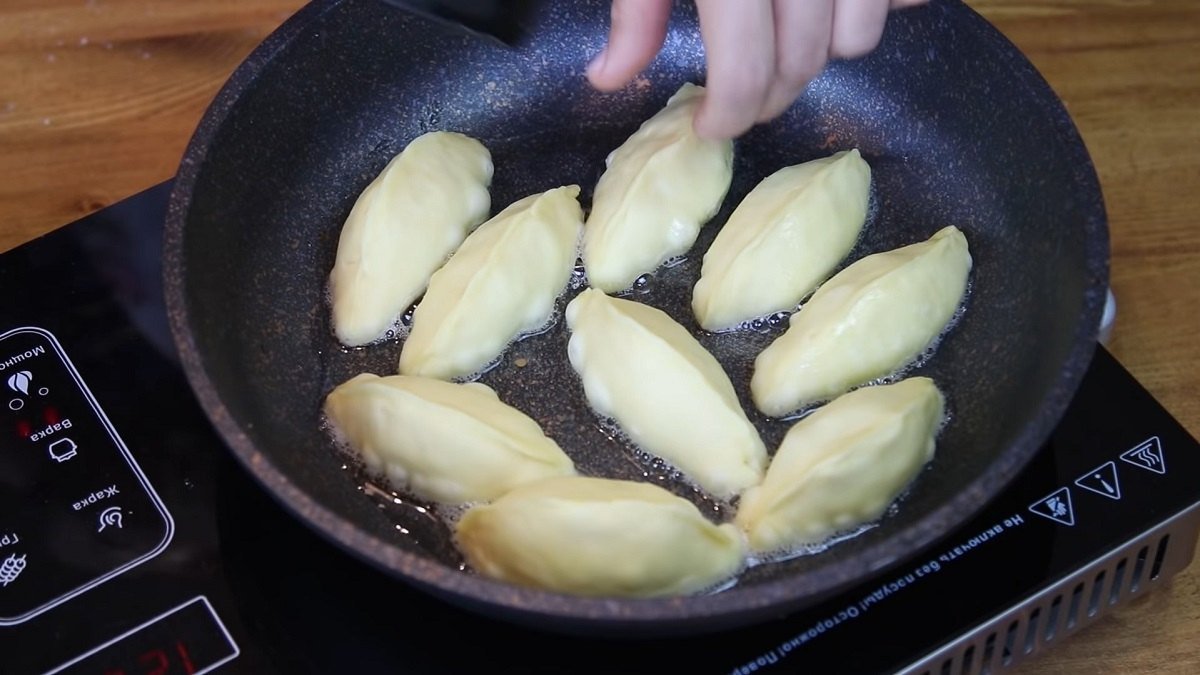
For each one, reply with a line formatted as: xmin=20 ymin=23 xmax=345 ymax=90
xmin=162 ymin=0 xmax=1109 ymax=635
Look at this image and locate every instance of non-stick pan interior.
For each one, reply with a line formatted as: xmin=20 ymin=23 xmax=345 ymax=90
xmin=164 ymin=0 xmax=1108 ymax=633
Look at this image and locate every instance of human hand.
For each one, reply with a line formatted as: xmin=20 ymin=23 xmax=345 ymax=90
xmin=586 ymin=0 xmax=929 ymax=140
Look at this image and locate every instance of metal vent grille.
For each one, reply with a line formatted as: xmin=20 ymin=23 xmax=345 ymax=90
xmin=902 ymin=504 xmax=1200 ymax=675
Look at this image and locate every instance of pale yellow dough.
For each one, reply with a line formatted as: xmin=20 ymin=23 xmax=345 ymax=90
xmin=736 ymin=377 xmax=945 ymax=553
xmin=323 ymin=374 xmax=574 ymax=504
xmin=751 ymin=226 xmax=971 ymax=416
xmin=329 ymin=131 xmax=493 ymax=347
xmin=398 ymin=185 xmax=583 ymax=380
xmin=582 ymin=83 xmax=733 ymax=293
xmin=692 ymin=149 xmax=871 ymax=331
xmin=565 ymin=289 xmax=767 ymax=498
xmin=456 ymin=476 xmax=745 ymax=597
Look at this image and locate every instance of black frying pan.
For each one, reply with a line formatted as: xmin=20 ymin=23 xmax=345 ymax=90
xmin=162 ymin=0 xmax=1109 ymax=635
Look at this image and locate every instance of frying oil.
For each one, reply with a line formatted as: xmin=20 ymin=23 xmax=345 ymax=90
xmin=725 ymin=310 xmax=791 ymax=335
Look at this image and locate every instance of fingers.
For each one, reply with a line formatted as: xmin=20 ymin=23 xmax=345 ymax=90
xmin=830 ymin=0 xmax=891 ymax=59
xmin=586 ymin=0 xmax=673 ymax=92
xmin=692 ymin=0 xmax=776 ymax=139
xmin=758 ymin=0 xmax=835 ymax=122
xmin=586 ymin=0 xmax=921 ymax=138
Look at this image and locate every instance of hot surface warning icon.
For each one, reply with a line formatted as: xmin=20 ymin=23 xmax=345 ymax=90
xmin=1121 ymin=437 xmax=1166 ymax=475
xmin=1029 ymin=487 xmax=1075 ymax=526
xmin=1075 ymin=461 xmax=1121 ymax=500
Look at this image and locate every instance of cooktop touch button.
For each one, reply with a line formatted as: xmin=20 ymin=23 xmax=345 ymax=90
xmin=0 ymin=327 xmax=173 ymax=625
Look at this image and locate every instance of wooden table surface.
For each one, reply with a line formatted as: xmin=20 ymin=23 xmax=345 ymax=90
xmin=1 ymin=0 xmax=1196 ymax=672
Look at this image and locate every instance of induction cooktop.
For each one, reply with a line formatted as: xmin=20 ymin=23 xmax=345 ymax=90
xmin=1 ymin=183 xmax=1197 ymax=674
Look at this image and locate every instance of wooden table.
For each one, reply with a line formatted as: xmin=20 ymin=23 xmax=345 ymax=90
xmin=1 ymin=1 xmax=1196 ymax=671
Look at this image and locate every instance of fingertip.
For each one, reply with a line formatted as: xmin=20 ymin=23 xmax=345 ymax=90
xmin=830 ymin=0 xmax=890 ymax=60
xmin=585 ymin=49 xmax=619 ymax=91
xmin=765 ymin=0 xmax=832 ymax=123
xmin=691 ymin=0 xmax=776 ymax=140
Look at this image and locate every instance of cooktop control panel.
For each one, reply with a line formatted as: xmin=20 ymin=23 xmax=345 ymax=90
xmin=0 ymin=327 xmax=173 ymax=625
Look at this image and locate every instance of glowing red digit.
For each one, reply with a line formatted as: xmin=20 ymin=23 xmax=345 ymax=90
xmin=175 ymin=641 xmax=197 ymax=675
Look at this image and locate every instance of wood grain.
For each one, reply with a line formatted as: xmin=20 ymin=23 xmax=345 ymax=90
xmin=1 ymin=0 xmax=1196 ymax=672
xmin=0 ymin=0 xmax=302 ymax=252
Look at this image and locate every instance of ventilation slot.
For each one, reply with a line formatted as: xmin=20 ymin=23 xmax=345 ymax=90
xmin=1087 ymin=570 xmax=1106 ymax=617
xmin=1109 ymin=558 xmax=1128 ymax=606
xmin=1043 ymin=595 xmax=1063 ymax=642
xmin=1130 ymin=545 xmax=1150 ymax=593
xmin=1023 ymin=608 xmax=1041 ymax=656
xmin=1066 ymin=582 xmax=1084 ymax=629
xmin=980 ymin=632 xmax=997 ymax=675
xmin=939 ymin=656 xmax=952 ymax=675
xmin=1150 ymin=534 xmax=1171 ymax=580
xmin=961 ymin=645 xmax=976 ymax=674
xmin=1001 ymin=620 xmax=1019 ymax=667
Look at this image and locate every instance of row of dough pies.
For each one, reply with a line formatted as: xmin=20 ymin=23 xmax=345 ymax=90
xmin=321 ymin=83 xmax=973 ymax=599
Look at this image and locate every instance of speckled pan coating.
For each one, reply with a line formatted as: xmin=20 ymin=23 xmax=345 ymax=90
xmin=162 ymin=0 xmax=1108 ymax=635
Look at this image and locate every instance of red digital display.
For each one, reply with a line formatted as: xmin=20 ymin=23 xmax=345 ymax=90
xmin=53 ymin=598 xmax=238 ymax=675
xmin=101 ymin=640 xmax=197 ymax=675
xmin=44 ymin=405 xmax=60 ymax=425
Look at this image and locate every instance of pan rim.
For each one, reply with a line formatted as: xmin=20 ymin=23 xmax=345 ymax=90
xmin=162 ymin=0 xmax=1110 ymax=631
